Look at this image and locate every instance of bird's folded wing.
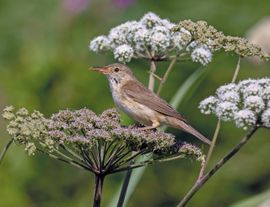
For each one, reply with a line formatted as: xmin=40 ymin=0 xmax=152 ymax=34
xmin=122 ymin=80 xmax=186 ymax=122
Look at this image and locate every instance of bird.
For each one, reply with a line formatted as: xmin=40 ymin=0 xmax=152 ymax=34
xmin=91 ymin=63 xmax=211 ymax=145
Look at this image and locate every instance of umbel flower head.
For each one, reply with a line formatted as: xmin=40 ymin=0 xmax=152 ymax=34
xmin=89 ymin=12 xmax=268 ymax=64
xmin=199 ymin=78 xmax=270 ymax=130
xmin=2 ymin=107 xmax=204 ymax=175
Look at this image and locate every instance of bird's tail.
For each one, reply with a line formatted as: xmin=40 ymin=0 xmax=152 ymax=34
xmin=170 ymin=118 xmax=211 ymax=145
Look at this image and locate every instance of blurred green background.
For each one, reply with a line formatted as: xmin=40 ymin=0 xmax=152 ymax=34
xmin=0 ymin=0 xmax=270 ymax=206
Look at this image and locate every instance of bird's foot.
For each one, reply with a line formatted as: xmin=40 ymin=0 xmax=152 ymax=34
xmin=137 ymin=126 xmax=158 ymax=131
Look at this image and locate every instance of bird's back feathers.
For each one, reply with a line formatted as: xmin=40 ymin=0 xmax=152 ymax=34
xmin=122 ymin=80 xmax=187 ymax=122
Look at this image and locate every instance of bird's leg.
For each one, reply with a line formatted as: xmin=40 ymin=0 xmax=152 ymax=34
xmin=138 ymin=121 xmax=160 ymax=131
xmin=133 ymin=122 xmax=145 ymax=128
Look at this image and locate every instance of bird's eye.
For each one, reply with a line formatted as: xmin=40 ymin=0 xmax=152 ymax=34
xmin=114 ymin=67 xmax=120 ymax=72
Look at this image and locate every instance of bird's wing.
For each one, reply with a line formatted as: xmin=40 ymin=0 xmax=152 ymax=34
xmin=122 ymin=80 xmax=186 ymax=122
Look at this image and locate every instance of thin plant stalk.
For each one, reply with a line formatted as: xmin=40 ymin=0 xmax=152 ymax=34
xmin=177 ymin=126 xmax=259 ymax=207
xmin=117 ymin=166 xmax=133 ymax=207
xmin=157 ymin=57 xmax=177 ymax=96
xmin=93 ymin=174 xmax=105 ymax=207
xmin=231 ymin=57 xmax=241 ymax=83
xmin=198 ymin=119 xmax=221 ymax=179
xmin=148 ymin=60 xmax=157 ymax=92
xmin=0 ymin=139 xmax=13 ymax=165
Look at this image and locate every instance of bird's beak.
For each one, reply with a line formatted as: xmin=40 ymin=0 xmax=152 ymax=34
xmin=90 ymin=66 xmax=111 ymax=74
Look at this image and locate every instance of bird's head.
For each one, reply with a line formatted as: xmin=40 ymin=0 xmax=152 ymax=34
xmin=91 ymin=63 xmax=135 ymax=85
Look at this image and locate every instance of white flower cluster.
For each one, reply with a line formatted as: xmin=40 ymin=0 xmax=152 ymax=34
xmin=89 ymin=12 xmax=214 ymax=65
xmin=199 ymin=78 xmax=270 ymax=130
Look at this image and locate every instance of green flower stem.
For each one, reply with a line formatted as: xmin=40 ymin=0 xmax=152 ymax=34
xmin=110 ymin=154 xmax=186 ymax=174
xmin=90 ymin=147 xmax=100 ymax=169
xmin=93 ymin=174 xmax=105 ymax=207
xmin=198 ymin=119 xmax=221 ymax=179
xmin=148 ymin=60 xmax=157 ymax=92
xmin=109 ymin=150 xmax=132 ymax=170
xmin=0 ymin=139 xmax=13 ymax=165
xmin=104 ymin=145 xmax=126 ymax=171
xmin=116 ymin=150 xmax=145 ymax=167
xmin=231 ymin=57 xmax=241 ymax=83
xmin=37 ymin=148 xmax=91 ymax=171
xmin=177 ymin=126 xmax=259 ymax=207
xmin=116 ymin=150 xmax=144 ymax=207
xmin=157 ymin=57 xmax=177 ymax=96
xmin=117 ymin=163 xmax=134 ymax=207
xmin=80 ymin=147 xmax=98 ymax=171
xmin=61 ymin=144 xmax=84 ymax=161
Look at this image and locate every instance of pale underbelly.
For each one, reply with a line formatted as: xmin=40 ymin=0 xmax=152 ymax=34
xmin=113 ymin=96 xmax=160 ymax=126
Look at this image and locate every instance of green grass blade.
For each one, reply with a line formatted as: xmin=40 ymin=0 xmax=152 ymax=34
xmin=170 ymin=68 xmax=205 ymax=108
xmin=230 ymin=189 xmax=270 ymax=207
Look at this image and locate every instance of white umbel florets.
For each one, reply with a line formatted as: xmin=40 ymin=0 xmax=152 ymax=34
xmin=199 ymin=96 xmax=219 ymax=115
xmin=216 ymin=83 xmax=238 ymax=97
xmin=89 ymin=36 xmax=110 ymax=53
xmin=108 ymin=22 xmax=135 ymax=47
xmin=140 ymin=12 xmax=163 ymax=29
xmin=149 ymin=26 xmax=171 ymax=53
xmin=244 ymin=95 xmax=265 ymax=113
xmin=262 ymin=87 xmax=270 ymax=100
xmin=258 ymin=78 xmax=270 ymax=88
xmin=215 ymin=101 xmax=238 ymax=121
xmin=241 ymin=83 xmax=263 ymax=98
xmin=238 ymin=79 xmax=257 ymax=92
xmin=219 ymin=91 xmax=240 ymax=103
xmin=234 ymin=109 xmax=257 ymax=130
xmin=191 ymin=47 xmax=212 ymax=66
xmin=199 ymin=78 xmax=270 ymax=130
xmin=89 ymin=12 xmax=215 ymax=65
xmin=261 ymin=109 xmax=270 ymax=128
xmin=113 ymin=44 xmax=134 ymax=63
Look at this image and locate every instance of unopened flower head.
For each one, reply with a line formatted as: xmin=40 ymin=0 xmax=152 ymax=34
xmin=175 ymin=19 xmax=269 ymax=60
xmin=199 ymin=78 xmax=270 ymax=129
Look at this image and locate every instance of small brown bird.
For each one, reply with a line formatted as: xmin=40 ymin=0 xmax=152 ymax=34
xmin=92 ymin=63 xmax=211 ymax=145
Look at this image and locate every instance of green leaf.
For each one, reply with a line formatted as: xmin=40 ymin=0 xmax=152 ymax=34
xmin=230 ymin=189 xmax=270 ymax=207
xmin=107 ymin=68 xmax=207 ymax=207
